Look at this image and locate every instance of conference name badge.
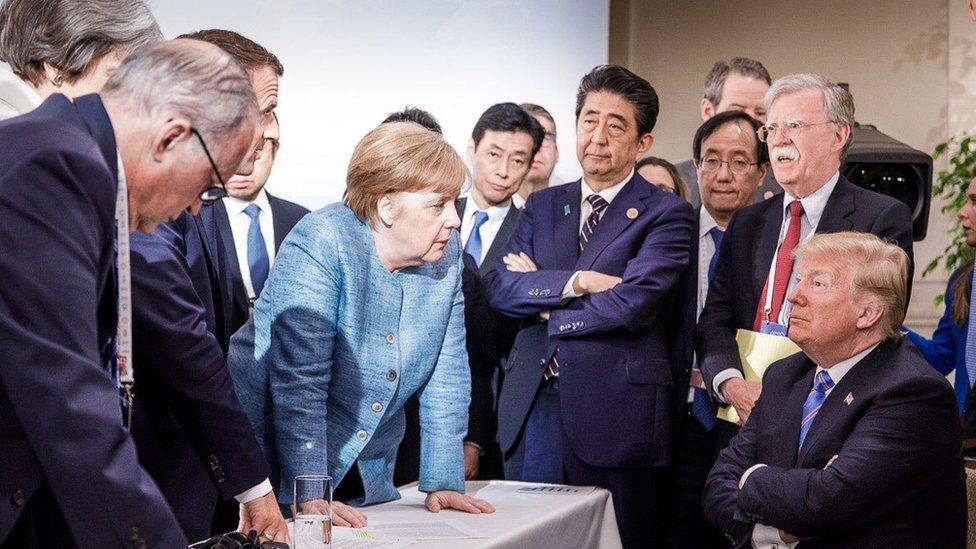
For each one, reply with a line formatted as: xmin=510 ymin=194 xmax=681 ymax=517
xmin=759 ymin=319 xmax=788 ymax=337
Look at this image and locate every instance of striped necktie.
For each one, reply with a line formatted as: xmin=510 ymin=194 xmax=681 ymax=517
xmin=798 ymin=370 xmax=835 ymax=449
xmin=579 ymin=194 xmax=609 ymax=252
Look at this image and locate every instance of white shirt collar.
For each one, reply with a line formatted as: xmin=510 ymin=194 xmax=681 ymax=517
xmin=699 ymin=206 xmax=720 ymax=239
xmin=581 ymin=168 xmax=633 ymax=205
xmin=224 ymin=188 xmax=271 ymax=216
xmin=782 ymin=171 xmax=840 ymax=228
xmin=465 ymin=195 xmax=511 ymax=220
xmin=815 ymin=341 xmax=880 ymax=387
xmin=0 ymin=61 xmax=42 ymax=119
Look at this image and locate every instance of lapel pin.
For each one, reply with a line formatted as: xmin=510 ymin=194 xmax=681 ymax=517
xmin=844 ymin=392 xmax=854 ymax=406
xmin=563 ymin=204 xmax=571 ymax=216
xmin=626 ymin=207 xmax=638 ymax=219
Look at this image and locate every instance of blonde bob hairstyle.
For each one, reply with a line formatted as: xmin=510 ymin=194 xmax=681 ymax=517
xmin=344 ymin=121 xmax=468 ymax=223
xmin=792 ymin=231 xmax=908 ymax=340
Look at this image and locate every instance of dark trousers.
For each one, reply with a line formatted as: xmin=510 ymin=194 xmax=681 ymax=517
xmin=503 ymin=380 xmax=565 ymax=483
xmin=666 ymin=403 xmax=735 ymax=548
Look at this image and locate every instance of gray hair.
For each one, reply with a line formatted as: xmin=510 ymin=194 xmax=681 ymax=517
xmin=703 ymin=57 xmax=772 ymax=106
xmin=0 ymin=0 xmax=161 ymax=85
xmin=764 ymin=73 xmax=856 ymax=156
xmin=793 ymin=231 xmax=908 ymax=341
xmin=101 ymin=39 xmax=258 ymax=153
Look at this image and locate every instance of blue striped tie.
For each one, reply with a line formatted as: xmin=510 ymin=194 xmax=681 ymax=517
xmin=798 ymin=370 xmax=835 ymax=449
xmin=965 ymin=269 xmax=976 ymax=387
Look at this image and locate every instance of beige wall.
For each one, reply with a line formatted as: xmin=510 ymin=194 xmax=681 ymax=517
xmin=610 ymin=0 xmax=976 ymax=332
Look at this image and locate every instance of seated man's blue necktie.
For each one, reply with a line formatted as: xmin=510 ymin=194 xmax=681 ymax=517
xmin=692 ymin=226 xmax=725 ymax=431
xmin=464 ymin=210 xmax=489 ymax=267
xmin=798 ymin=370 xmax=835 ymax=449
xmin=966 ymin=269 xmax=976 ymax=387
xmin=244 ymin=204 xmax=270 ymax=297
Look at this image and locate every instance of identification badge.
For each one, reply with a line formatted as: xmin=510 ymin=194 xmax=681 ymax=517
xmin=759 ymin=320 xmax=788 ymax=337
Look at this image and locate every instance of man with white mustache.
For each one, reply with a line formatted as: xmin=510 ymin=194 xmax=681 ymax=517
xmin=695 ymin=73 xmax=914 ymax=435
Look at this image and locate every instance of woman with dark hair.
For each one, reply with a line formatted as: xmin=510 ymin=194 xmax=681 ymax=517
xmin=636 ymin=155 xmax=691 ymax=200
xmin=0 ymin=0 xmax=160 ymax=120
xmin=905 ymin=165 xmax=976 ymax=414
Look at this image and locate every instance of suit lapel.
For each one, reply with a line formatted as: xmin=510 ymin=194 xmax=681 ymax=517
xmin=768 ymin=357 xmax=817 ymax=467
xmin=815 ymin=176 xmax=856 ymax=234
xmin=214 ymin=200 xmax=250 ymax=316
xmin=73 ymin=94 xmax=118 ymax=183
xmin=796 ymin=340 xmax=895 ymax=465
xmin=552 ymin=182 xmax=582 ymax=269
xmin=481 ymin=205 xmax=520 ymax=276
xmin=576 ymin=175 xmax=649 ymax=271
xmin=752 ymin=196 xmax=785 ymax=301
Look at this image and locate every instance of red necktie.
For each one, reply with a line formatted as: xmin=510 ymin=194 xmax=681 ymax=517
xmin=753 ymin=200 xmax=804 ymax=330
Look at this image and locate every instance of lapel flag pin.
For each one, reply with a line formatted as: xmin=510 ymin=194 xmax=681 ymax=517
xmin=626 ymin=207 xmax=638 ymax=219
xmin=844 ymin=392 xmax=854 ymax=406
xmin=564 ymin=204 xmax=571 ymax=216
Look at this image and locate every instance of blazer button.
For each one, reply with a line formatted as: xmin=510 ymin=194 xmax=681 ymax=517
xmin=387 ymin=370 xmax=397 ymax=381
xmin=356 ymin=430 xmax=368 ymax=441
xmin=10 ymin=489 xmax=27 ymax=507
xmin=371 ymin=402 xmax=383 ymax=413
xmin=386 ymin=333 xmax=396 ymax=344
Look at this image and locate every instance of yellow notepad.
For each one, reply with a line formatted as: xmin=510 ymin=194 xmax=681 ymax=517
xmin=717 ymin=329 xmax=801 ymax=424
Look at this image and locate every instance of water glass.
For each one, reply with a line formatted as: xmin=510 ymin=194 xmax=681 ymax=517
xmin=294 ymin=475 xmax=332 ymax=548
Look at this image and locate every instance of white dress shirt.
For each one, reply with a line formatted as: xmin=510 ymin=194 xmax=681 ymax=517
xmin=713 ymin=172 xmax=841 ymax=399
xmin=688 ymin=207 xmax=721 ymax=402
xmin=459 ymin=195 xmax=512 ymax=265
xmin=561 ymin=170 xmax=633 ymax=299
xmin=223 ymin=189 xmax=276 ymax=301
xmin=742 ymin=341 xmax=879 ymax=549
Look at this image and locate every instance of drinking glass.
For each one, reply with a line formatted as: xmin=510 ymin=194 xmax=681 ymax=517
xmin=294 ymin=475 xmax=332 ymax=548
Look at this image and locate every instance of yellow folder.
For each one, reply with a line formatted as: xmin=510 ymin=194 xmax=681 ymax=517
xmin=717 ymin=329 xmax=801 ymax=424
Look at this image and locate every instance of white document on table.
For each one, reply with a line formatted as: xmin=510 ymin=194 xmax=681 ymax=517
xmin=367 ymin=519 xmax=485 ymax=539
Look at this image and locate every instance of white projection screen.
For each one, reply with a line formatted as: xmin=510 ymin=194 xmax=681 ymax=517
xmin=151 ymin=0 xmax=610 ymax=209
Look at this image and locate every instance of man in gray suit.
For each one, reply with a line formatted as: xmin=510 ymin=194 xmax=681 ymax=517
xmin=677 ymin=57 xmax=779 ymax=207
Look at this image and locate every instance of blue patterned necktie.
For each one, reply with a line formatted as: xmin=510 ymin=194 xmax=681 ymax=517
xmin=966 ymin=269 xmax=976 ymax=387
xmin=464 ymin=210 xmax=489 ymax=267
xmin=244 ymin=204 xmax=270 ymax=297
xmin=579 ymin=194 xmax=609 ymax=252
xmin=798 ymin=370 xmax=835 ymax=449
xmin=691 ymin=227 xmax=725 ymax=431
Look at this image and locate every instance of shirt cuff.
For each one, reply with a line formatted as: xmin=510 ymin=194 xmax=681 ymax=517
xmin=235 ymin=478 xmax=273 ymax=504
xmin=712 ymin=368 xmax=745 ymax=404
xmin=561 ymin=271 xmax=583 ymax=300
xmin=739 ymin=463 xmax=766 ymax=490
xmin=753 ymin=523 xmax=798 ymax=548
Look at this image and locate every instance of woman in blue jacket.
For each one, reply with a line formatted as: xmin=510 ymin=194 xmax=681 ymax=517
xmin=228 ymin=122 xmax=494 ymax=530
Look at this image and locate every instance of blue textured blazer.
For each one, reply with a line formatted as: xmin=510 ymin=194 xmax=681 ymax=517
xmin=228 ymin=204 xmax=469 ymax=506
xmin=906 ymin=266 xmax=970 ymax=413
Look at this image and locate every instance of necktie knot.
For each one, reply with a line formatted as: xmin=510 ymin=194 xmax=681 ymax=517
xmin=813 ymin=370 xmax=834 ymax=394
xmin=788 ymin=199 xmax=804 ymax=217
xmin=244 ymin=203 xmax=261 ymax=219
xmin=471 ymin=210 xmax=489 ymax=228
xmin=586 ymin=193 xmax=609 ymax=213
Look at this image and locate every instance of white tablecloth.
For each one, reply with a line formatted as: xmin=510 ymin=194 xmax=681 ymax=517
xmin=322 ymin=480 xmax=622 ymax=549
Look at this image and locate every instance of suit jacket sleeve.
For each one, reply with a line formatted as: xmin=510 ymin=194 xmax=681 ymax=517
xmin=418 ymin=242 xmax=469 ymax=494
xmin=0 ymin=154 xmax=185 ymax=546
xmin=547 ymin=200 xmax=693 ymax=337
xmin=702 ymin=380 xmax=762 ymax=547
xmin=130 ymin=229 xmax=270 ymax=499
xmin=266 ymin=231 xmax=340 ymax=505
xmin=483 ymin=194 xmax=577 ymax=317
xmin=737 ymin=375 xmax=960 ymax=537
xmin=696 ymin=209 xmax=749 ymax=396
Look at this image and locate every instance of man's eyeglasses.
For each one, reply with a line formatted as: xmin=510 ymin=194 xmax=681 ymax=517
xmin=697 ymin=157 xmax=758 ymax=175
xmin=757 ymin=120 xmax=833 ymax=143
xmin=190 ymin=128 xmax=228 ymax=203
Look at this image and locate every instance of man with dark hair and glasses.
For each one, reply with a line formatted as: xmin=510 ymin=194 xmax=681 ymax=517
xmin=666 ymin=110 xmax=768 ymax=548
xmin=693 ymin=75 xmax=914 ymax=517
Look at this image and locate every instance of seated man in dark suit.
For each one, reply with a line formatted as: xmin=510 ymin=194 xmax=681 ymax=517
xmin=0 ymin=40 xmax=258 ymax=548
xmin=703 ymin=232 xmax=966 ymax=548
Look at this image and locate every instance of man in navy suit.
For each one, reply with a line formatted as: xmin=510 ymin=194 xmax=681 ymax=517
xmin=0 ymin=40 xmax=258 ymax=548
xmin=667 ymin=110 xmax=769 ymax=548
xmin=703 ymin=232 xmax=965 ymax=548
xmin=485 ymin=65 xmax=694 ymax=548
xmin=128 ymin=30 xmax=299 ymax=542
xmin=696 ymin=74 xmax=914 ymax=430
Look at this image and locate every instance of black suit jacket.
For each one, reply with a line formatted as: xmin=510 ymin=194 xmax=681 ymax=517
xmin=666 ymin=209 xmax=701 ymax=441
xmin=703 ymin=339 xmax=966 ymax=548
xmin=206 ymin=194 xmax=308 ymax=338
xmin=0 ymin=94 xmax=185 ymax=547
xmin=128 ymin=221 xmax=271 ymax=541
xmin=696 ymin=176 xmax=915 ymax=398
